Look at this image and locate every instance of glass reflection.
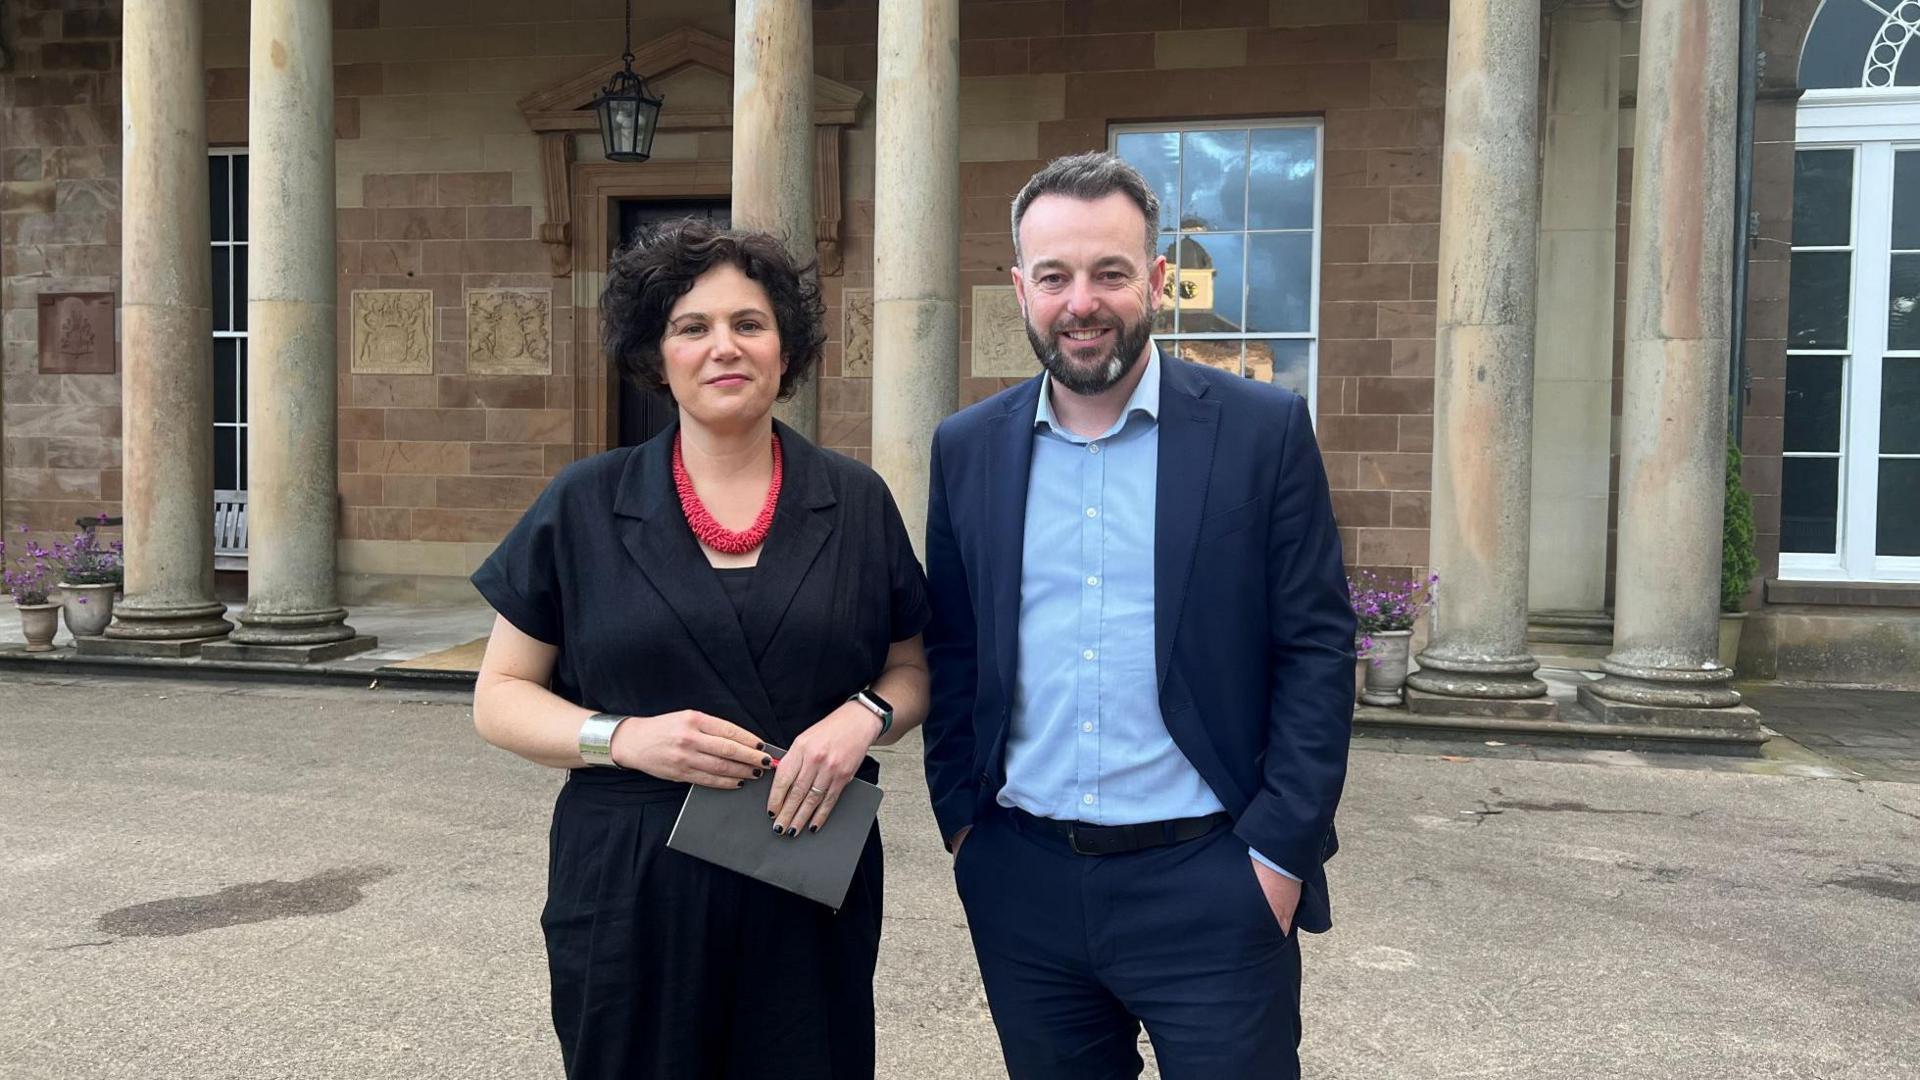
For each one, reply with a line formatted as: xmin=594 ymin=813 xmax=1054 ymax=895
xmin=1180 ymin=130 xmax=1247 ymax=232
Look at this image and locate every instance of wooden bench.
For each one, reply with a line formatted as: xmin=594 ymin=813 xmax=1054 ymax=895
xmin=214 ymin=489 xmax=248 ymax=571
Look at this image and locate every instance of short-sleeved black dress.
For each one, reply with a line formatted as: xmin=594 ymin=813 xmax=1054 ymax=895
xmin=472 ymin=420 xmax=930 ymax=1080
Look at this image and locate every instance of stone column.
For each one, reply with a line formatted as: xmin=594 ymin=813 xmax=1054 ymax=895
xmin=93 ymin=0 xmax=233 ymax=653
xmin=1404 ymin=0 xmax=1549 ymax=711
xmin=872 ymin=0 xmax=959 ymax=553
xmin=732 ymin=0 xmax=817 ymax=439
xmin=1582 ymin=0 xmax=1756 ymax=730
xmin=205 ymin=0 xmax=371 ymax=662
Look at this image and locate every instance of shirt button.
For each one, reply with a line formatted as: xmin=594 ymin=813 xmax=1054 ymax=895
xmin=1085 ymin=507 xmax=1099 ymax=518
xmin=1082 ymin=649 xmax=1096 ymax=661
xmin=1086 ymin=575 xmax=1100 ymax=587
xmin=1083 ymin=793 xmax=1096 ymax=805
xmin=1089 ymin=443 xmax=1102 ymax=454
xmin=1082 ymin=722 xmax=1094 ymax=733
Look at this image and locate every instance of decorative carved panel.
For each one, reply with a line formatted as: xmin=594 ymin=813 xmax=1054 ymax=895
xmin=970 ymin=286 xmax=1034 ymax=379
xmin=350 ymin=290 xmax=434 ymax=374
xmin=841 ymin=289 xmax=872 ymax=377
xmin=36 ymin=293 xmax=116 ymax=374
xmin=468 ymin=289 xmax=553 ymax=375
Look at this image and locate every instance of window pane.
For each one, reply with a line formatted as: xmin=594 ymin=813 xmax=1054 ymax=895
xmin=1247 ymin=128 xmax=1316 ymax=231
xmin=238 ymin=423 xmax=249 ymax=490
xmin=1246 ymin=338 xmax=1311 ymax=397
xmin=1116 ymin=131 xmax=1179 ymax=233
xmin=213 ymin=339 xmax=239 ymax=424
xmin=214 ymin=427 xmax=239 ymax=492
xmin=1798 ymin=0 xmax=1885 ymax=90
xmin=1246 ymin=231 xmax=1313 ymax=333
xmin=237 ymin=338 xmax=249 ymax=424
xmin=209 ymin=156 xmax=230 ymax=243
xmin=1170 ymin=232 xmax=1244 ymax=332
xmin=211 ymin=246 xmax=231 ymax=333
xmin=1788 ymin=250 xmax=1851 ymax=350
xmin=1878 ymin=460 xmax=1920 ymax=556
xmin=233 ymin=245 xmax=249 ymax=332
xmin=1180 ymin=130 xmax=1247 ymax=233
xmin=1154 ymin=232 xmax=1178 ymax=332
xmin=233 ymin=154 xmax=249 ymax=242
xmin=1181 ymin=338 xmax=1242 ymax=377
xmin=1902 ymin=37 xmax=1920 ymax=88
xmin=1894 ymin=152 xmax=1920 ymax=250
xmin=1784 ymin=356 xmax=1845 ymax=452
xmin=1781 ymin=457 xmax=1841 ymax=554
xmin=1792 ymin=149 xmax=1853 ymax=248
xmin=1884 ymin=358 xmax=1920 ymax=454
xmin=1889 ymin=253 xmax=1920 ymax=351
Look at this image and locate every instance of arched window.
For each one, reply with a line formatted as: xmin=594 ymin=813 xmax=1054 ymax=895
xmin=1801 ymin=0 xmax=1920 ymax=90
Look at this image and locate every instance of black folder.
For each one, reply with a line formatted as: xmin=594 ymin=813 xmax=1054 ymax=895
xmin=664 ymin=744 xmax=883 ymax=911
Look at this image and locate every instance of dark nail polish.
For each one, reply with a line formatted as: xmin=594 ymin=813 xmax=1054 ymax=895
xmin=753 ymin=769 xmax=764 ymax=779
xmin=768 ymin=810 xmax=776 ymax=818
xmin=736 ymin=780 xmax=746 ymax=788
xmin=809 ymin=825 xmax=819 ymax=834
xmin=755 ymin=741 xmax=765 ymax=750
xmin=786 ymin=826 xmax=799 ymax=837
xmin=773 ymin=822 xmax=785 ymax=834
xmin=761 ymin=756 xmax=772 ymax=767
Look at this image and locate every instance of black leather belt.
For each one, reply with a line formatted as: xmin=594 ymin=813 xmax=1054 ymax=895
xmin=1007 ymin=807 xmax=1231 ymax=856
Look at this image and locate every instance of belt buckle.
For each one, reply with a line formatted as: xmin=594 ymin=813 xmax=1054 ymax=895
xmin=1067 ymin=822 xmax=1103 ymax=856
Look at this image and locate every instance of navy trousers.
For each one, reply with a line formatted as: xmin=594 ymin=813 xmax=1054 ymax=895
xmin=953 ymin=806 xmax=1303 ymax=1080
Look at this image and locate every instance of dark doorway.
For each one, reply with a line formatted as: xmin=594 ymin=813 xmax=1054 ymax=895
xmin=613 ymin=199 xmax=731 ymax=448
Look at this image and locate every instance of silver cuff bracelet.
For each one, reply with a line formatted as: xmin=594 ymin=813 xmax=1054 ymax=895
xmin=578 ymin=712 xmax=628 ymax=768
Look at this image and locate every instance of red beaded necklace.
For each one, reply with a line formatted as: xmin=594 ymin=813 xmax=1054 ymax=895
xmin=672 ymin=432 xmax=783 ymax=554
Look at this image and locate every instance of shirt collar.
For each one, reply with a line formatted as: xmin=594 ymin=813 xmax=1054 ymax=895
xmin=1034 ymin=343 xmax=1162 ymax=439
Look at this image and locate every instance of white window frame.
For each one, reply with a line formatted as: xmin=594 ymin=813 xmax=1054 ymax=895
xmin=1108 ymin=118 xmax=1324 ymax=418
xmin=1785 ymin=88 xmax=1920 ymax=582
xmin=210 ymin=147 xmax=248 ymax=496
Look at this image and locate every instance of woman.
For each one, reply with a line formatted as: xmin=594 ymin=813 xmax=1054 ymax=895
xmin=471 ymin=219 xmax=930 ymax=1080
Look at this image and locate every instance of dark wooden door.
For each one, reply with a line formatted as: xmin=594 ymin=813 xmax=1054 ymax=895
xmin=613 ymin=199 xmax=731 ymax=448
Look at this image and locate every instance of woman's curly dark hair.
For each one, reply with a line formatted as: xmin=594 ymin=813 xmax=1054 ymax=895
xmin=601 ymin=218 xmax=826 ymax=402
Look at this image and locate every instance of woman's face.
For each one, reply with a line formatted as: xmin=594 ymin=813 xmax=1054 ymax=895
xmin=660 ymin=263 xmax=786 ymax=434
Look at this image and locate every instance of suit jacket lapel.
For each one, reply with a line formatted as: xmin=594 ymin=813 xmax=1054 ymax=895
xmin=987 ymin=380 xmax=1042 ymax=709
xmin=739 ymin=421 xmax=837 ymax=662
xmin=612 ymin=425 xmax=779 ymax=736
xmin=1154 ymin=360 xmax=1219 ymax=690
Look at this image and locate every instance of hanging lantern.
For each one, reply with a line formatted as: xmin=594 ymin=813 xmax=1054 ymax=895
xmin=593 ymin=1 xmax=663 ymax=164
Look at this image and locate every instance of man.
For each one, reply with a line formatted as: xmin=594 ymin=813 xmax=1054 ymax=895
xmin=921 ymin=152 xmax=1355 ymax=1078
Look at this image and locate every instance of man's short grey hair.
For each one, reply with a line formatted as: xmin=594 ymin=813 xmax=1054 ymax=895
xmin=1010 ymin=151 xmax=1160 ymax=266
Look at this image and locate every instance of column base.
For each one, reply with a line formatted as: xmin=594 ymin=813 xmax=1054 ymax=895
xmin=1405 ymin=688 xmax=1559 ymax=720
xmin=228 ymin=607 xmax=358 ymax=648
xmin=101 ymin=599 xmax=232 ymax=643
xmin=1575 ymin=684 xmax=1765 ymax=740
xmin=200 ymin=635 xmax=379 ymax=664
xmin=1405 ymin=651 xmax=1548 ymax=700
xmin=76 ymin=634 xmax=230 ymax=659
xmin=1588 ymin=657 xmax=1742 ymax=708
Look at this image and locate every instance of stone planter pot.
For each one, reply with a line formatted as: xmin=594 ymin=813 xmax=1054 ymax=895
xmin=58 ymin=582 xmax=118 ymax=637
xmin=1717 ymin=612 xmax=1746 ymax=670
xmin=1360 ymin=629 xmax=1414 ymax=707
xmin=16 ymin=602 xmax=60 ymax=653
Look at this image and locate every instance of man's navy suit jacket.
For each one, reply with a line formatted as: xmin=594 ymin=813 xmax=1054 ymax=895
xmin=922 ymin=356 xmax=1357 ymax=934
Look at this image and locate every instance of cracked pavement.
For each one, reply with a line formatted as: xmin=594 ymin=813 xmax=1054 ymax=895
xmin=2 ymin=674 xmax=1916 ymax=1079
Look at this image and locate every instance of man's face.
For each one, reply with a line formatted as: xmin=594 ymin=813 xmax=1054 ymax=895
xmin=1012 ymin=192 xmax=1167 ymax=396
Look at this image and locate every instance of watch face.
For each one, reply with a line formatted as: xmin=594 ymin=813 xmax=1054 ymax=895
xmin=863 ymin=690 xmax=894 ymax=716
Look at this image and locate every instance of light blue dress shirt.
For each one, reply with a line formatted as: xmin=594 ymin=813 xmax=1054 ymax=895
xmin=1000 ymin=348 xmax=1296 ymax=880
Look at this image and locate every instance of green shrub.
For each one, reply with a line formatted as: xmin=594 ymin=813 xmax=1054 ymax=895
xmin=1721 ymin=435 xmax=1758 ymax=613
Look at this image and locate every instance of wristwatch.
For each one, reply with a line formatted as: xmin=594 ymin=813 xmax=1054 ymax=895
xmin=847 ymin=687 xmax=894 ymax=739
xmin=578 ymin=712 xmax=629 ymax=768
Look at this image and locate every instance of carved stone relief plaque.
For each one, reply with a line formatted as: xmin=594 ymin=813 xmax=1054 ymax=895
xmin=970 ymin=285 xmax=1034 ymax=379
xmin=350 ymin=290 xmax=434 ymax=375
xmin=467 ymin=288 xmax=552 ymax=376
xmin=841 ymin=289 xmax=872 ymax=377
xmin=36 ymin=293 xmax=115 ymax=374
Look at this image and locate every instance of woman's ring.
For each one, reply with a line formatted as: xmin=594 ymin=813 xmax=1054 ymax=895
xmin=808 ymin=785 xmax=828 ymax=797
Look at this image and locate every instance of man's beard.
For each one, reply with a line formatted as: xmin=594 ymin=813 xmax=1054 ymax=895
xmin=1025 ymin=312 xmax=1155 ymax=396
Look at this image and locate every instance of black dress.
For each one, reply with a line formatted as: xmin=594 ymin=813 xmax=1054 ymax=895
xmin=472 ymin=421 xmax=930 ymax=1080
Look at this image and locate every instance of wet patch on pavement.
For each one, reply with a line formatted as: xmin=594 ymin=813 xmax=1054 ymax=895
xmin=95 ymin=866 xmax=396 ymax=938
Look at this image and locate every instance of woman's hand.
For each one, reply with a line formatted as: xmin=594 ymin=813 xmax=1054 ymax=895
xmin=611 ymin=710 xmax=769 ymax=788
xmin=766 ymin=702 xmax=881 ymax=836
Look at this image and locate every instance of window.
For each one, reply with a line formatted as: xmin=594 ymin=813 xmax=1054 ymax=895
xmin=1800 ymin=0 xmax=1920 ymax=90
xmin=1784 ymin=93 xmax=1920 ymax=580
xmin=1112 ymin=121 xmax=1322 ymax=411
xmin=210 ymin=150 xmax=248 ymax=493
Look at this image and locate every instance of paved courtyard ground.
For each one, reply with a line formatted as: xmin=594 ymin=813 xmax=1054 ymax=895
xmin=2 ymin=672 xmax=1916 ymax=1079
